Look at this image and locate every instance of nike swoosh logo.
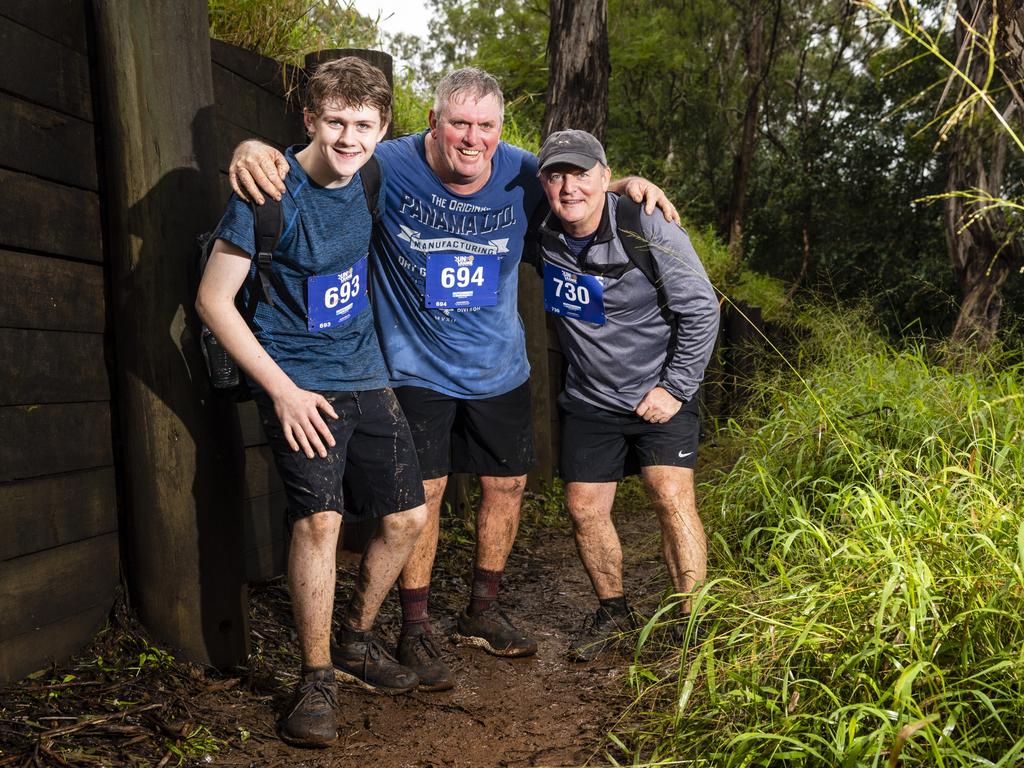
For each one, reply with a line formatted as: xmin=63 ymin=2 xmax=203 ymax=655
xmin=678 ymin=451 xmax=693 ymax=458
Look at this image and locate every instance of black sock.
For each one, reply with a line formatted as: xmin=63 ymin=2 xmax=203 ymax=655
xmin=599 ymin=596 xmax=629 ymax=616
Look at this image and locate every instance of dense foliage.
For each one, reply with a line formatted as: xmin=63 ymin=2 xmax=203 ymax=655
xmin=616 ymin=309 xmax=1024 ymax=765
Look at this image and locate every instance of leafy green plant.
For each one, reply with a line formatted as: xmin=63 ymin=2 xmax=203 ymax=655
xmin=613 ymin=305 xmax=1024 ymax=766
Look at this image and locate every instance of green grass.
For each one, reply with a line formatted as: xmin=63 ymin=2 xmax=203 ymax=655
xmin=612 ymin=307 xmax=1024 ymax=767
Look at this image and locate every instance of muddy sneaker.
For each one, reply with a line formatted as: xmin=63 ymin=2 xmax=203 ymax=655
xmin=668 ymin=612 xmax=707 ymax=647
xmin=331 ymin=625 xmax=419 ymax=693
xmin=279 ymin=667 xmax=339 ymax=748
xmin=397 ymin=627 xmax=456 ymax=692
xmin=566 ymin=606 xmax=638 ymax=662
xmin=451 ymin=606 xmax=538 ymax=657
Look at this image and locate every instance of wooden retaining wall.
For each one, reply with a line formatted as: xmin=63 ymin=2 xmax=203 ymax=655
xmin=0 ymin=2 xmax=119 ymax=684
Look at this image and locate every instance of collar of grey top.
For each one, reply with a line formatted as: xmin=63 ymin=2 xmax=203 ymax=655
xmin=538 ymin=192 xmax=634 ymax=276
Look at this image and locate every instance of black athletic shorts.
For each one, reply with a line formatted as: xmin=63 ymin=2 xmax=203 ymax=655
xmin=255 ymin=388 xmax=425 ymax=525
xmin=558 ymin=391 xmax=700 ymax=483
xmin=394 ymin=380 xmax=536 ymax=480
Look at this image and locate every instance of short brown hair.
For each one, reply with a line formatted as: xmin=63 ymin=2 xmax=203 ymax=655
xmin=305 ymin=56 xmax=391 ymax=126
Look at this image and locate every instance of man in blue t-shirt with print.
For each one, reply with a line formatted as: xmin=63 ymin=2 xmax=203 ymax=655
xmin=197 ymin=58 xmax=428 ymax=748
xmin=229 ymin=67 xmax=679 ymax=692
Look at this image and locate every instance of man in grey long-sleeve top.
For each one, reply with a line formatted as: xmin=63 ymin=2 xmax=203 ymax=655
xmin=530 ymin=130 xmax=720 ymax=661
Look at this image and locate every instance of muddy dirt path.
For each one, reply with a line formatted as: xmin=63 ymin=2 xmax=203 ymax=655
xmin=0 ymin=493 xmax=670 ymax=768
xmin=219 ymin=505 xmax=667 ymax=768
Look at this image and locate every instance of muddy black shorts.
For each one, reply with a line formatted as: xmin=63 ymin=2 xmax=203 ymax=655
xmin=255 ymin=388 xmax=425 ymax=525
xmin=558 ymin=391 xmax=700 ymax=483
xmin=394 ymin=380 xmax=536 ymax=480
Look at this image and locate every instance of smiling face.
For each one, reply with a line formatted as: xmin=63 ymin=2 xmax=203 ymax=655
xmin=298 ymin=100 xmax=387 ymax=188
xmin=539 ymin=162 xmax=611 ymax=237
xmin=426 ymin=91 xmax=502 ymax=193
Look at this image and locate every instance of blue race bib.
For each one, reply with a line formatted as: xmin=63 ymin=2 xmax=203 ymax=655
xmin=424 ymin=253 xmax=499 ymax=309
xmin=543 ymin=262 xmax=606 ymax=325
xmin=306 ymin=256 xmax=369 ymax=331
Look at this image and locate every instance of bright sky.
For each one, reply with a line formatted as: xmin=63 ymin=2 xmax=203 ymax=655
xmin=350 ymin=0 xmax=434 ymax=41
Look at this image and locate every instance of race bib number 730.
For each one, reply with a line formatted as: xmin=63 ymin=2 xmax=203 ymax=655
xmin=543 ymin=262 xmax=606 ymax=325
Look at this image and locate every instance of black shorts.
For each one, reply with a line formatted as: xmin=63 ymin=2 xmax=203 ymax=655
xmin=394 ymin=380 xmax=536 ymax=480
xmin=558 ymin=392 xmax=700 ymax=483
xmin=256 ymin=388 xmax=425 ymax=525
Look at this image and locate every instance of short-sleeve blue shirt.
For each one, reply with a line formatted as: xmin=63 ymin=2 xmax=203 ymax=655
xmin=371 ymin=133 xmax=543 ymax=398
xmin=215 ymin=146 xmax=388 ymax=393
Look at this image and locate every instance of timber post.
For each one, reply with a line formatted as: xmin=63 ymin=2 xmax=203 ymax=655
xmin=92 ymin=0 xmax=249 ymax=666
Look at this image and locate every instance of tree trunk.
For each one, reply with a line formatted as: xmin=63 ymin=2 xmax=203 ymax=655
xmin=945 ymin=0 xmax=1023 ymax=349
xmin=724 ymin=0 xmax=765 ymax=272
xmin=92 ymin=0 xmax=249 ymax=666
xmin=542 ymin=0 xmax=610 ymax=140
xmin=996 ymin=0 xmax=1024 ymax=112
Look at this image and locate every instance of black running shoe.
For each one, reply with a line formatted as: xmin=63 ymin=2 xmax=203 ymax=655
xmin=566 ymin=606 xmax=638 ymax=662
xmin=451 ymin=606 xmax=538 ymax=657
xmin=278 ymin=667 xmax=339 ymax=748
xmin=397 ymin=627 xmax=456 ymax=692
xmin=331 ymin=625 xmax=419 ymax=693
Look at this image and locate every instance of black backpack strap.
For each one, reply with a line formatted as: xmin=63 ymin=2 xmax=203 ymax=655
xmin=360 ymin=155 xmax=382 ymax=222
xmin=522 ymin=199 xmax=550 ymax=276
xmin=244 ymin=197 xmax=283 ymax=323
xmin=615 ymin=195 xmax=670 ymax=316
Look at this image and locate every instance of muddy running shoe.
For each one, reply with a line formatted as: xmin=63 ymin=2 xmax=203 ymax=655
xmin=397 ymin=627 xmax=456 ymax=692
xmin=668 ymin=612 xmax=707 ymax=647
xmin=279 ymin=667 xmax=339 ymax=748
xmin=451 ymin=606 xmax=538 ymax=657
xmin=567 ymin=606 xmax=638 ymax=662
xmin=331 ymin=625 xmax=419 ymax=693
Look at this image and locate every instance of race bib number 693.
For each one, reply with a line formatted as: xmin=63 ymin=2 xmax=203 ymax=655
xmin=306 ymin=256 xmax=370 ymax=331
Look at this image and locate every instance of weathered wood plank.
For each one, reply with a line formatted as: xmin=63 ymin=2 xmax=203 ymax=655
xmin=518 ymin=264 xmax=553 ymax=487
xmin=213 ymin=64 xmax=303 ymax=149
xmin=0 ymin=0 xmax=89 ymax=54
xmin=0 ymin=170 xmax=102 ymax=262
xmin=0 ymin=602 xmax=109 ymax=686
xmin=243 ymin=491 xmax=287 ymax=582
xmin=0 ymin=468 xmax=117 ymax=560
xmin=236 ymin=400 xmax=267 ymax=447
xmin=0 ymin=403 xmax=113 ymax=482
xmin=0 ymin=93 xmax=98 ymax=190
xmin=244 ymin=444 xmax=283 ymax=498
xmin=0 ymin=15 xmax=92 ymax=120
xmin=0 ymin=533 xmax=119 ymax=641
xmin=0 ymin=329 xmax=108 ymax=406
xmin=210 ymin=38 xmax=300 ymax=99
xmin=215 ymin=115 xmax=291 ymax=176
xmin=0 ymin=251 xmax=105 ymax=332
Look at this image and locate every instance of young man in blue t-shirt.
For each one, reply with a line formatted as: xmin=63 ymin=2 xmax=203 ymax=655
xmin=196 ymin=58 xmax=428 ymax=748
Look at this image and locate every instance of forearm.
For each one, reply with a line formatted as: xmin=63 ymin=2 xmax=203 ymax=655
xmin=196 ymin=293 xmax=294 ymax=400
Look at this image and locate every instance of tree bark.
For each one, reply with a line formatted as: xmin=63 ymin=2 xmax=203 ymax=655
xmin=542 ymin=0 xmax=610 ymax=140
xmin=92 ymin=0 xmax=249 ymax=665
xmin=945 ymin=0 xmax=1023 ymax=349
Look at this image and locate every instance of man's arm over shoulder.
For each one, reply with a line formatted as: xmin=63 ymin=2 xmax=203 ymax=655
xmin=643 ymin=212 xmax=720 ymax=404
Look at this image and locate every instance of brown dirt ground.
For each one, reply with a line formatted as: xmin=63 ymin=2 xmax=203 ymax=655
xmin=0 ymin=486 xmax=680 ymax=768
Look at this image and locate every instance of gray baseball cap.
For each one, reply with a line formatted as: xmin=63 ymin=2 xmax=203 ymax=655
xmin=538 ymin=129 xmax=608 ymax=172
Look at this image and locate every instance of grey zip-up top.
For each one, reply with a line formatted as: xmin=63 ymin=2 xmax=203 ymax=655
xmin=535 ymin=193 xmax=720 ymax=413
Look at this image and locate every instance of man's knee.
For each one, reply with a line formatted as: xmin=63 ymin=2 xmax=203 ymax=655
xmin=291 ymin=510 xmax=341 ymax=547
xmin=379 ymin=504 xmax=429 ymax=541
xmin=480 ymin=474 xmax=526 ymax=500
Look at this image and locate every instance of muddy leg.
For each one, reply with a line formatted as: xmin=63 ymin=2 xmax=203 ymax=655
xmin=289 ymin=511 xmax=342 ymax=668
xmin=475 ymin=474 xmax=527 ymax=571
xmin=397 ymin=477 xmax=447 ymax=591
xmin=565 ymin=482 xmax=623 ymax=600
xmin=641 ymin=466 xmax=706 ymax=613
xmin=345 ymin=504 xmax=429 ymax=631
